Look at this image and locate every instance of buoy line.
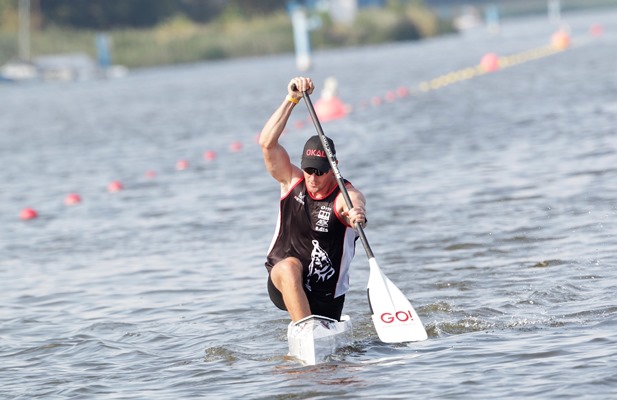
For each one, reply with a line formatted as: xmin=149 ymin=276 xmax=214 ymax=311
xmin=18 ymin=26 xmax=603 ymax=222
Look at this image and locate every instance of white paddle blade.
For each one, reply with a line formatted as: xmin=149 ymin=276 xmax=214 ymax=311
xmin=367 ymin=258 xmax=428 ymax=343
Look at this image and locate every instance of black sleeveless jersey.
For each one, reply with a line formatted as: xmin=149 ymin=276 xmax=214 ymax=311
xmin=265 ymin=178 xmax=359 ymax=298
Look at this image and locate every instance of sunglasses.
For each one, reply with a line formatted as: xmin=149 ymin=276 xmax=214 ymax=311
xmin=303 ymin=167 xmax=328 ymax=176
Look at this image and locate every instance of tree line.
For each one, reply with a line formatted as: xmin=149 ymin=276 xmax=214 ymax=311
xmin=5 ymin=0 xmax=288 ymax=30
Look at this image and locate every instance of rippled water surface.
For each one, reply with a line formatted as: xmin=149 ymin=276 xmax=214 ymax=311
xmin=2 ymin=8 xmax=617 ymax=399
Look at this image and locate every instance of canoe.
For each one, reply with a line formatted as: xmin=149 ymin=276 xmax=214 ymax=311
xmin=287 ymin=314 xmax=352 ymax=365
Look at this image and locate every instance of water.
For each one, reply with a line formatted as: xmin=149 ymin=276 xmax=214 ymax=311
xmin=2 ymin=8 xmax=617 ymax=399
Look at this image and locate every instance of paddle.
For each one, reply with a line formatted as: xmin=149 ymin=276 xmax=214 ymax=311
xmin=300 ymin=90 xmax=428 ymax=343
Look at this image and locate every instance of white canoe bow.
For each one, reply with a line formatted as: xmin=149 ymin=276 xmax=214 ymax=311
xmin=287 ymin=314 xmax=352 ymax=365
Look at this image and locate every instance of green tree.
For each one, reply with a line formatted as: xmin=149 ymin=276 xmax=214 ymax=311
xmin=39 ymin=0 xmax=177 ymax=29
xmin=36 ymin=0 xmax=287 ymax=30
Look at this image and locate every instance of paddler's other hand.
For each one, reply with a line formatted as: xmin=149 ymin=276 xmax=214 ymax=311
xmin=342 ymin=206 xmax=366 ymax=228
xmin=288 ymin=77 xmax=314 ymax=99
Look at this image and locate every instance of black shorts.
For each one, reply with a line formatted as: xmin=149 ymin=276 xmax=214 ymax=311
xmin=267 ymin=274 xmax=345 ymax=321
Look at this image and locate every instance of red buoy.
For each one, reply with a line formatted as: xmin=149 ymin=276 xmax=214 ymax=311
xmin=107 ymin=181 xmax=124 ymax=192
xmin=551 ymin=30 xmax=571 ymax=50
xmin=176 ymin=159 xmax=189 ymax=170
xmin=590 ymin=24 xmax=603 ymax=37
xmin=203 ymin=150 xmax=217 ymax=161
xmin=64 ymin=193 xmax=82 ymax=206
xmin=314 ymin=96 xmax=348 ymax=121
xmin=384 ymin=91 xmax=397 ymax=102
xmin=20 ymin=207 xmax=38 ymax=220
xmin=230 ymin=141 xmax=243 ymax=152
xmin=480 ymin=52 xmax=500 ymax=72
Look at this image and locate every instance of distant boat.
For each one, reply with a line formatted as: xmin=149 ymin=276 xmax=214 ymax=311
xmin=454 ymin=5 xmax=482 ymax=31
xmin=34 ymin=53 xmax=98 ymax=81
xmin=0 ymin=59 xmax=37 ymax=82
xmin=0 ymin=0 xmax=127 ymax=83
xmin=0 ymin=53 xmax=128 ymax=82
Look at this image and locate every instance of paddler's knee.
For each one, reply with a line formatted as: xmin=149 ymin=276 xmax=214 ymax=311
xmin=271 ymin=257 xmax=303 ymax=285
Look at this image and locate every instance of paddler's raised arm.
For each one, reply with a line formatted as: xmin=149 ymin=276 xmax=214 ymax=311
xmin=259 ymin=77 xmax=314 ymax=188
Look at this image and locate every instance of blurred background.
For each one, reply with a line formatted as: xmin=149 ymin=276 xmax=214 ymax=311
xmin=1 ymin=0 xmax=616 ymax=81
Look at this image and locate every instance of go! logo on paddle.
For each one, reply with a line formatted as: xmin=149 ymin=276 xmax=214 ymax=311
xmin=380 ymin=310 xmax=415 ymax=323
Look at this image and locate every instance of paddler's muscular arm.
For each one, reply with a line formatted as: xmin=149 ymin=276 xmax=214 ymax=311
xmin=260 ymin=77 xmax=314 ymax=192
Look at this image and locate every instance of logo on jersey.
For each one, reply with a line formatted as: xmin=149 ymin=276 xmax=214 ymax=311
xmin=307 ymin=240 xmax=335 ymax=283
xmin=294 ymin=192 xmax=305 ymax=205
xmin=315 ymin=205 xmax=331 ymax=232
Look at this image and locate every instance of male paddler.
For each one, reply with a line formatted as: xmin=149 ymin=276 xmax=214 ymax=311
xmin=259 ymin=76 xmax=367 ymax=322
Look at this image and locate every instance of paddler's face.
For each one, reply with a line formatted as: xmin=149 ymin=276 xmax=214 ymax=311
xmin=303 ymin=168 xmax=334 ymax=194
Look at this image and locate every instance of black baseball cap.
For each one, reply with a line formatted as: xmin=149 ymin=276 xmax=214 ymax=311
xmin=301 ymin=135 xmax=336 ymax=172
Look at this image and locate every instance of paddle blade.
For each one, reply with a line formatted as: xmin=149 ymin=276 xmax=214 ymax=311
xmin=367 ymin=258 xmax=428 ymax=343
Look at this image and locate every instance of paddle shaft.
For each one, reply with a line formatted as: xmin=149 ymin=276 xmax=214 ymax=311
xmin=300 ymin=90 xmax=428 ymax=343
xmin=301 ymin=91 xmax=375 ymax=260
